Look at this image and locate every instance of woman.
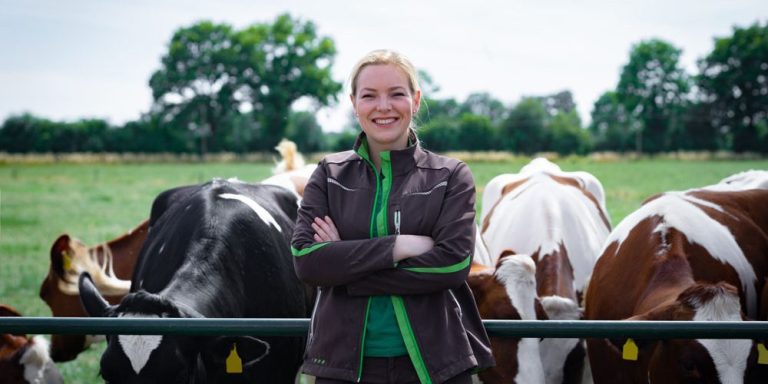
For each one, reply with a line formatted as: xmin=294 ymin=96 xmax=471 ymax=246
xmin=291 ymin=49 xmax=494 ymax=384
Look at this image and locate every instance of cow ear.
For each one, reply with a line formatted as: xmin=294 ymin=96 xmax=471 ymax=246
xmin=50 ymin=234 xmax=72 ymax=277
xmin=0 ymin=304 xmax=22 ymax=318
xmin=202 ymin=336 xmax=270 ymax=374
xmin=534 ymin=298 xmax=550 ymax=320
xmin=78 ymin=272 xmax=111 ymax=317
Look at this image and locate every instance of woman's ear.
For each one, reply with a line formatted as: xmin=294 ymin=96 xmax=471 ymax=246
xmin=412 ymin=90 xmax=421 ymax=114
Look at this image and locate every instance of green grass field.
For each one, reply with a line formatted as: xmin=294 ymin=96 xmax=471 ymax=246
xmin=1 ymin=158 xmax=767 ymax=382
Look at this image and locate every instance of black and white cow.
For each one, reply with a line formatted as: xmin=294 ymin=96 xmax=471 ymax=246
xmin=79 ymin=178 xmax=308 ymax=383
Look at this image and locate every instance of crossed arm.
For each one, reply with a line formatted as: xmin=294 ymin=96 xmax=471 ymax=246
xmin=311 ymin=215 xmax=434 ymax=262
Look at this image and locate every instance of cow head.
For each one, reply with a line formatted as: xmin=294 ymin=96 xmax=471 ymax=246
xmin=468 ymin=254 xmax=546 ymax=383
xmin=78 ymin=273 xmax=271 ymax=383
xmin=605 ymin=283 xmax=767 ymax=383
xmin=40 ymin=234 xmax=132 ymax=362
xmin=1 ymin=305 xmax=64 ymax=384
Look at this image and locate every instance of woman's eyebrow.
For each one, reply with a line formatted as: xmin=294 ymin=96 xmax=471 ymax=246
xmin=359 ymin=86 xmax=408 ymax=93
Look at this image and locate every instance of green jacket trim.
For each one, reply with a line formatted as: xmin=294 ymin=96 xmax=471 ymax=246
xmin=291 ymin=242 xmax=331 ymax=257
xmin=392 ymin=296 xmax=432 ymax=384
xmin=402 ymin=254 xmax=472 ymax=274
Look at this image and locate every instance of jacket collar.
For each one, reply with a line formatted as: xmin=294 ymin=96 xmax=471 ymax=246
xmin=353 ymin=130 xmax=425 ymax=176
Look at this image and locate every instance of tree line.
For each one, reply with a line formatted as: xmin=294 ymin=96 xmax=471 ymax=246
xmin=1 ymin=16 xmax=766 ymax=155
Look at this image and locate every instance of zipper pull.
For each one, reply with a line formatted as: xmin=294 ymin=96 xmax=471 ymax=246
xmin=394 ymin=209 xmax=401 ymax=235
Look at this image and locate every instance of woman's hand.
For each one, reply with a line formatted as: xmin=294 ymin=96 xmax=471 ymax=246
xmin=393 ymin=235 xmax=434 ymax=262
xmin=312 ymin=216 xmax=340 ymax=242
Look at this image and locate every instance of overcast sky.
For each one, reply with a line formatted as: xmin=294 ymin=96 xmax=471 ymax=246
xmin=1 ymin=0 xmax=766 ymax=132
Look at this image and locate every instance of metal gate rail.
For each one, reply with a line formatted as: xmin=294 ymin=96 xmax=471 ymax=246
xmin=2 ymin=318 xmax=767 ymax=339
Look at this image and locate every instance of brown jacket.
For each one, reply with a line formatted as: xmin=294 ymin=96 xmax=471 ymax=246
xmin=291 ymin=132 xmax=494 ymax=383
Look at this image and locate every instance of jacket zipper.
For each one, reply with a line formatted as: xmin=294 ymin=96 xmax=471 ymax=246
xmin=394 ymin=209 xmax=401 ymax=235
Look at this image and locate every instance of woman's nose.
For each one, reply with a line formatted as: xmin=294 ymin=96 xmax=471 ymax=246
xmin=376 ymin=97 xmax=391 ymax=111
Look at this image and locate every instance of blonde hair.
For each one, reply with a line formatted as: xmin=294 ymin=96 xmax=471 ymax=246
xmin=349 ymin=49 xmax=421 ymax=98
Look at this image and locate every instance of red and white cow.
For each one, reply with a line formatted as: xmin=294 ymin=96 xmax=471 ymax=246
xmin=469 ymin=253 xmax=547 ymax=384
xmin=585 ymin=170 xmax=768 ymax=383
xmin=39 ymin=219 xmax=147 ymax=361
xmin=0 ymin=304 xmax=63 ymax=384
xmin=472 ymin=157 xmax=611 ymax=384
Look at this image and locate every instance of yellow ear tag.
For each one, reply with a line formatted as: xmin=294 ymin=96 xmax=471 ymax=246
xmin=226 ymin=343 xmax=243 ymax=374
xmin=62 ymin=251 xmax=72 ymax=271
xmin=622 ymin=338 xmax=639 ymax=361
xmin=758 ymin=343 xmax=768 ymax=365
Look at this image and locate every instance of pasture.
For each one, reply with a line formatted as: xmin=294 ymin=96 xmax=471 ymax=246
xmin=1 ymin=158 xmax=767 ymax=383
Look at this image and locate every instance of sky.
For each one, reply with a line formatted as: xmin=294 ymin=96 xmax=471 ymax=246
xmin=1 ymin=0 xmax=766 ymax=132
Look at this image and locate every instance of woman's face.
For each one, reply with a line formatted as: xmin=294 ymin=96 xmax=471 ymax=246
xmin=351 ymin=64 xmax=420 ymax=152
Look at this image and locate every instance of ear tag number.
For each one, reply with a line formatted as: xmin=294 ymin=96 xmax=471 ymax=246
xmin=226 ymin=343 xmax=243 ymax=374
xmin=758 ymin=343 xmax=768 ymax=365
xmin=622 ymin=338 xmax=638 ymax=361
xmin=62 ymin=251 xmax=72 ymax=271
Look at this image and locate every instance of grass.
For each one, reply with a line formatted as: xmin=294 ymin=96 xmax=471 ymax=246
xmin=1 ymin=158 xmax=767 ymax=382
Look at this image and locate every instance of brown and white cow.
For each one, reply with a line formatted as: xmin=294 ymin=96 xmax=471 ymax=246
xmin=469 ymin=253 xmax=547 ymax=383
xmin=38 ymin=219 xmax=147 ymax=362
xmin=585 ymin=170 xmax=768 ymax=383
xmin=473 ymin=157 xmax=611 ymax=384
xmin=0 ymin=304 xmax=63 ymax=384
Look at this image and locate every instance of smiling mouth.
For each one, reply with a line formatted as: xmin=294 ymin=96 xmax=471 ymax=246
xmin=373 ymin=118 xmax=397 ymax=125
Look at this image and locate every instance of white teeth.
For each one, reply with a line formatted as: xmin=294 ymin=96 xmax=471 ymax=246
xmin=374 ymin=118 xmax=396 ymax=124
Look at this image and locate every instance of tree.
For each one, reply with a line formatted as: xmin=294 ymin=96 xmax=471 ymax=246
xmin=286 ymin=111 xmax=324 ymax=152
xmin=417 ymin=97 xmax=461 ymax=126
xmin=149 ymin=14 xmax=342 ymax=154
xmin=456 ymin=114 xmax=498 ymax=151
xmin=419 ymin=118 xmax=459 ymax=152
xmin=698 ymin=22 xmax=768 ymax=152
xmin=149 ymin=22 xmax=239 ymax=155
xmin=234 ymin=14 xmax=342 ymax=150
xmin=616 ymin=39 xmax=691 ymax=153
xmin=538 ymin=90 xmax=576 ymax=116
xmin=549 ymin=110 xmax=591 ymax=155
xmin=459 ymin=92 xmax=507 ymax=124
xmin=589 ymin=91 xmax=634 ymax=151
xmin=501 ymin=97 xmax=549 ymax=154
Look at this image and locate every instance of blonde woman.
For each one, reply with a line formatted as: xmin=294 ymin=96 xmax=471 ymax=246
xmin=291 ymin=50 xmax=494 ymax=384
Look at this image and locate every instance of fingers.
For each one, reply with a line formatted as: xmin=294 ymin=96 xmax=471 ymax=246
xmin=322 ymin=216 xmax=340 ymax=240
xmin=312 ymin=216 xmax=340 ymax=242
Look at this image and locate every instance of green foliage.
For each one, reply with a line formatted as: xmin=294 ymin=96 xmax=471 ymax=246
xmin=616 ymin=39 xmax=691 ymax=153
xmin=458 ymin=93 xmax=507 ymax=124
xmin=419 ymin=118 xmax=459 ymax=151
xmin=501 ymin=97 xmax=550 ymax=154
xmin=0 ymin=114 xmax=113 ymax=153
xmin=149 ymin=22 xmax=239 ymax=154
xmin=286 ymin=111 xmax=324 ymax=152
xmin=698 ymin=21 xmax=768 ymax=153
xmin=234 ymin=14 xmax=342 ymax=150
xmin=590 ymin=91 xmax=634 ymax=151
xmin=149 ymin=14 xmax=342 ymax=153
xmin=456 ymin=114 xmax=498 ymax=151
xmin=549 ymin=110 xmax=591 ymax=155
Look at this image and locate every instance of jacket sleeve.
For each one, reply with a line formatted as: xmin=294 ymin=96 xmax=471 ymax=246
xmin=291 ymin=160 xmax=397 ymax=287
xmin=346 ymin=162 xmax=476 ymax=296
